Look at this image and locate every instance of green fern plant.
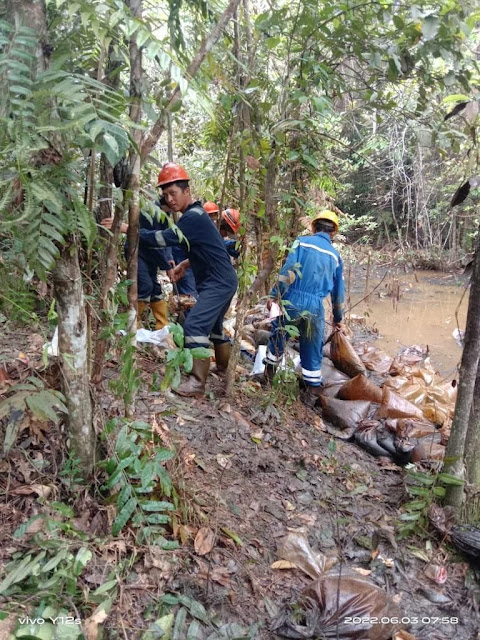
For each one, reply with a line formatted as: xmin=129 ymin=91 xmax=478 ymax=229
xmin=100 ymin=418 xmax=178 ymax=545
xmin=0 ymin=21 xmax=130 ymax=279
xmin=0 ymin=377 xmax=68 ymax=454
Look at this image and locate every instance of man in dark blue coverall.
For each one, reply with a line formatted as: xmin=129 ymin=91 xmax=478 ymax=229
xmin=139 ymin=163 xmax=238 ymax=397
xmin=158 ymin=197 xmax=198 ymax=299
xmin=100 ymin=210 xmax=173 ymax=329
xmin=265 ymin=210 xmax=345 ymax=406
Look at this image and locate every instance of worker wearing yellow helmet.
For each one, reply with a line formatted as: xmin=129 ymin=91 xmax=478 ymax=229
xmin=265 ymin=209 xmax=345 ymax=406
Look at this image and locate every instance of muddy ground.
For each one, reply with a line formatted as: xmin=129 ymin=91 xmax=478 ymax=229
xmin=0 ymin=305 xmax=478 ymax=639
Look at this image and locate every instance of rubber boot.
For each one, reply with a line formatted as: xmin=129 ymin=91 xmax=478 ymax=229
xmin=137 ymin=301 xmax=148 ymax=329
xmin=150 ymin=300 xmax=168 ymax=330
xmin=301 ymin=384 xmax=324 ymax=408
xmin=263 ymin=363 xmax=277 ymax=384
xmin=213 ymin=342 xmax=231 ymax=374
xmin=176 ymin=357 xmax=210 ymax=398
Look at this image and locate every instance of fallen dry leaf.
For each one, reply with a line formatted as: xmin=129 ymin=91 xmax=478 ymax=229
xmin=10 ymin=484 xmax=52 ymax=498
xmin=0 ymin=613 xmax=17 ymax=640
xmin=216 ymin=454 xmax=233 ymax=469
xmin=393 ymin=632 xmax=416 ymax=640
xmin=271 ymin=560 xmax=298 ymax=570
xmin=353 ymin=567 xmax=372 ymax=576
xmin=194 ymin=526 xmax=216 ymax=556
xmin=83 ymin=608 xmax=108 ymax=640
xmin=195 ymin=558 xmax=234 ymax=587
xmin=232 ymin=411 xmax=251 ymax=430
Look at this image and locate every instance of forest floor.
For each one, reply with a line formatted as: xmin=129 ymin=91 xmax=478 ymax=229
xmin=0 ymin=266 xmax=479 ymax=639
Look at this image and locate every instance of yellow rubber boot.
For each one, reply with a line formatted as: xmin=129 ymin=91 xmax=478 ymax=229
xmin=150 ymin=300 xmax=169 ymax=330
xmin=137 ymin=301 xmax=148 ymax=329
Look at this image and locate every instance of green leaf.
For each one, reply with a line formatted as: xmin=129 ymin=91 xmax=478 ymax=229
xmin=26 ymin=393 xmax=58 ymax=423
xmin=190 ymin=347 xmax=212 ymax=359
xmin=145 ymin=513 xmax=170 ymax=525
xmin=112 ymin=497 xmax=137 ymax=535
xmin=422 ymin=15 xmax=440 ymax=40
xmin=0 ymin=551 xmax=46 ymax=594
xmin=437 ymin=473 xmax=464 ymax=486
xmin=92 ymin=579 xmax=118 ymax=596
xmin=41 ymin=548 xmax=68 ymax=572
xmin=177 ymin=595 xmax=208 ymax=623
xmin=172 ymin=607 xmax=187 ymax=640
xmin=220 ymin=528 xmax=243 ymax=546
xmin=398 ymin=512 xmax=421 ymax=522
xmin=183 ymin=349 xmax=193 ymax=373
xmin=433 ymin=486 xmax=446 ymax=497
xmin=141 ymin=500 xmax=175 ymax=512
xmin=154 ymin=449 xmax=175 ymax=463
xmin=72 ymin=547 xmax=92 ymax=575
xmin=405 ymin=500 xmax=427 ymax=511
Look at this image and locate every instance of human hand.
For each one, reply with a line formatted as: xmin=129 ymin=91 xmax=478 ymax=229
xmin=333 ymin=321 xmax=344 ymax=332
xmin=100 ymin=218 xmax=128 ymax=233
xmin=172 ymin=263 xmax=187 ymax=282
xmin=266 ymin=298 xmax=274 ymax=311
xmin=166 ymin=269 xmax=175 ymax=281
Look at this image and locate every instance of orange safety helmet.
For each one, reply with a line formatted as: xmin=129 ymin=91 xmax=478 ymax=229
xmin=221 ymin=208 xmax=241 ymax=234
xmin=204 ymin=201 xmax=219 ymax=216
xmin=157 ymin=162 xmax=190 ymax=187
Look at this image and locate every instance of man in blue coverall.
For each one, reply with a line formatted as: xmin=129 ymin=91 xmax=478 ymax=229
xmin=265 ymin=210 xmax=345 ymax=405
xmin=139 ymin=163 xmax=238 ymax=397
xmin=158 ymin=196 xmax=198 ymax=299
xmin=100 ymin=209 xmax=173 ymax=330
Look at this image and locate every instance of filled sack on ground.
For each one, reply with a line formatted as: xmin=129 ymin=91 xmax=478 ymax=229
xmin=329 ymin=331 xmax=366 ymax=378
xmin=337 ymin=374 xmax=383 ymax=403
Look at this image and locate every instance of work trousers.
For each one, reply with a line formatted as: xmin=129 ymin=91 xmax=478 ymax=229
xmin=266 ymin=305 xmax=324 ymax=386
xmin=171 ymin=246 xmax=198 ymax=298
xmin=137 ymin=255 xmax=164 ymax=302
xmin=183 ymin=278 xmax=237 ymax=349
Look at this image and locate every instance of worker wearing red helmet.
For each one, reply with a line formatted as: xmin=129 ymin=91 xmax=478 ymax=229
xmin=220 ymin=208 xmax=241 ymax=260
xmin=139 ymin=163 xmax=238 ymax=397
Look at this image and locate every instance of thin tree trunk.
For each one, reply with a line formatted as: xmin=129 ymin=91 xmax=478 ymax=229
xmin=53 ymin=243 xmax=95 ymax=476
xmin=464 ymin=356 xmax=480 ymax=482
xmin=249 ymin=141 xmax=279 ymax=297
xmin=443 ymin=232 xmax=480 ymax=506
xmin=124 ymin=0 xmax=143 ymax=417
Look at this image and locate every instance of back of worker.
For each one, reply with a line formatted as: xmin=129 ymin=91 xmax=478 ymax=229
xmin=278 ymin=232 xmax=343 ymax=314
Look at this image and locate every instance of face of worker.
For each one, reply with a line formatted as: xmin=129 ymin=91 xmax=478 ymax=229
xmin=162 ymin=183 xmax=191 ymax=213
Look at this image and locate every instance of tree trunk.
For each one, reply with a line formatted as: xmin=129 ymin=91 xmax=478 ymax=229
xmin=52 ymin=242 xmax=95 ymax=476
xmin=443 ymin=232 xmax=480 ymax=506
xmin=463 ymin=361 xmax=480 ymax=523
xmin=249 ymin=141 xmax=280 ymax=297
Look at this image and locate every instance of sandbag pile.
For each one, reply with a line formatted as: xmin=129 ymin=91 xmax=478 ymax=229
xmin=318 ymin=332 xmax=453 ymax=464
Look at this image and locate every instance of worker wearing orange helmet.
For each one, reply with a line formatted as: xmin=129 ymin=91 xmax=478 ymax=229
xmin=138 ymin=163 xmax=238 ymax=397
xmin=204 ymin=201 xmax=220 ymax=225
xmin=265 ymin=210 xmax=345 ymax=406
xmin=220 ymin=208 xmax=241 ymax=260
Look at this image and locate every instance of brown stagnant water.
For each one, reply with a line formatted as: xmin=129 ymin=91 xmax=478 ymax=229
xmin=349 ymin=270 xmax=469 ymax=378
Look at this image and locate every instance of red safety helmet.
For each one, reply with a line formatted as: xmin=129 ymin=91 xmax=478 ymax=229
xmin=221 ymin=208 xmax=241 ymax=234
xmin=204 ymin=201 xmax=219 ymax=215
xmin=157 ymin=162 xmax=190 ymax=187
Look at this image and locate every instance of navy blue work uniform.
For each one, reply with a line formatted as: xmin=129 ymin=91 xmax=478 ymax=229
xmin=224 ymin=238 xmax=240 ymax=260
xmin=171 ymin=245 xmax=198 ymax=297
xmin=139 ymin=202 xmax=238 ymax=349
xmin=266 ymin=231 xmax=345 ymax=386
xmin=128 ymin=212 xmax=173 ymax=303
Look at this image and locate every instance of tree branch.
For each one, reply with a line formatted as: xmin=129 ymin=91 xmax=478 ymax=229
xmin=140 ymin=0 xmax=242 ymax=162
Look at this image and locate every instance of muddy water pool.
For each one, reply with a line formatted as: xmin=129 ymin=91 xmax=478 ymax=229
xmin=348 ymin=270 xmax=469 ymax=378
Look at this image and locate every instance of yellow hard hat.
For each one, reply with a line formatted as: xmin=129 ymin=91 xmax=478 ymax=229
xmin=311 ymin=209 xmax=339 ymax=233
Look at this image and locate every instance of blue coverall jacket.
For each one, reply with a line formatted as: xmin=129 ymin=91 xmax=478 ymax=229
xmin=266 ymin=231 xmax=345 ymax=386
xmin=128 ymin=212 xmax=173 ymax=303
xmin=139 ymin=202 xmax=238 ymax=349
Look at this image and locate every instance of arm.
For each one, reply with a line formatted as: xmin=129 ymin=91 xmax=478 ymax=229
xmin=101 ymin=218 xmax=128 ymax=234
xmin=331 ymin=256 xmax=345 ymax=325
xmin=269 ymin=242 xmax=300 ymax=300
